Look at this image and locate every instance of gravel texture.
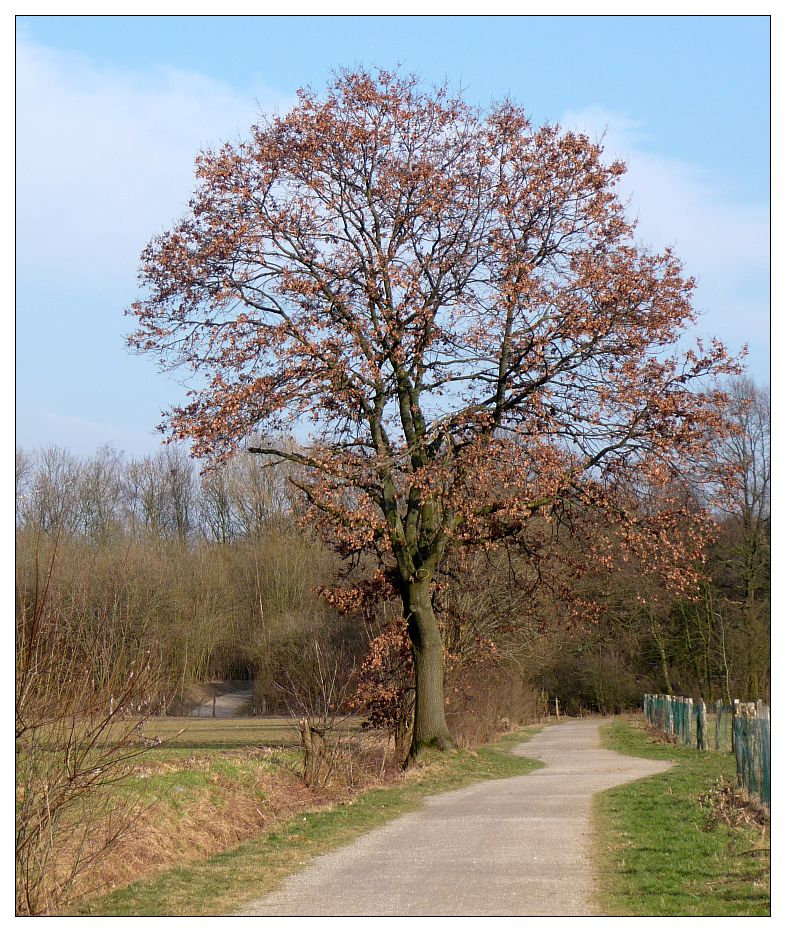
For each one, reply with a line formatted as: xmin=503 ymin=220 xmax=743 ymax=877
xmin=237 ymin=717 xmax=672 ymax=916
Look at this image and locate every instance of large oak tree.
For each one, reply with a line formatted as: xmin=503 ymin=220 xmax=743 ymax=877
xmin=130 ymin=69 xmax=736 ymax=756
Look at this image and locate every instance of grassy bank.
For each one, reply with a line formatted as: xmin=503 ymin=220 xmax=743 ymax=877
xmin=594 ymin=717 xmax=769 ymax=916
xmin=73 ymin=724 xmax=542 ymax=916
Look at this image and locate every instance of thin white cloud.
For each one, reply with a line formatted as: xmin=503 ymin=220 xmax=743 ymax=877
xmin=16 ymin=38 xmax=292 ymax=289
xmin=16 ymin=404 xmax=160 ymax=458
xmin=561 ymin=106 xmax=769 ymax=374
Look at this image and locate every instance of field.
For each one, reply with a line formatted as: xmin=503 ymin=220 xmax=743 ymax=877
xmin=137 ymin=715 xmax=358 ymax=751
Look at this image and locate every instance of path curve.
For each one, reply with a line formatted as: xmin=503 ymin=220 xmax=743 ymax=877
xmin=238 ymin=718 xmax=672 ymax=916
xmin=188 ymin=686 xmax=254 ymax=718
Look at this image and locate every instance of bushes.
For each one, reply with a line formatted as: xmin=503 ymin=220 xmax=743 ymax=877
xmin=15 ymin=550 xmax=169 ymax=914
xmin=446 ymin=663 xmax=542 ymax=747
xmin=15 ymin=526 xmax=348 ymax=708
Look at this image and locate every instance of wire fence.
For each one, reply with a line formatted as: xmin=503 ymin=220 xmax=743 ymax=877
xmin=643 ymin=693 xmax=770 ymax=808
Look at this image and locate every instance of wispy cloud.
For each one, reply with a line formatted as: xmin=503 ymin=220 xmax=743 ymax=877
xmin=16 ymin=38 xmax=292 ymax=290
xmin=15 ymin=39 xmax=293 ymax=455
xmin=562 ymin=106 xmax=769 ymax=377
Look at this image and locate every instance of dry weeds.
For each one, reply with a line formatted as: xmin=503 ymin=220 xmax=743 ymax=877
xmin=56 ymin=732 xmax=397 ymax=910
xmin=699 ymin=777 xmax=770 ymax=833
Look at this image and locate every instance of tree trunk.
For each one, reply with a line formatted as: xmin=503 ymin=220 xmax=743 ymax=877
xmin=403 ymin=578 xmax=455 ymax=760
xmin=650 ymin=612 xmax=673 ymax=695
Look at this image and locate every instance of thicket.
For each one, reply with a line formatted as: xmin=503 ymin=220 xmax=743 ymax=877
xmin=533 ymin=379 xmax=770 ymax=712
xmin=15 ymin=446 xmax=351 ymax=706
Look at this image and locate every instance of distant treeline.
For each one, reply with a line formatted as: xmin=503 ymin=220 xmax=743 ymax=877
xmin=15 ymin=443 xmax=364 ymax=708
xmin=15 ymin=376 xmax=769 ymax=714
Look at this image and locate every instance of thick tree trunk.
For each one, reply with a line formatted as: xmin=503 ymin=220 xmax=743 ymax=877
xmin=403 ymin=578 xmax=455 ymax=760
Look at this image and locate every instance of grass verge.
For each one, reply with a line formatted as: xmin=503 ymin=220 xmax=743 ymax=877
xmin=73 ymin=726 xmax=542 ymax=917
xmin=594 ymin=717 xmax=769 ymax=917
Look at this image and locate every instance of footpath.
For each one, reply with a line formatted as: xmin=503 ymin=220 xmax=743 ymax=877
xmin=188 ymin=685 xmax=254 ymax=718
xmin=238 ymin=718 xmax=672 ymax=916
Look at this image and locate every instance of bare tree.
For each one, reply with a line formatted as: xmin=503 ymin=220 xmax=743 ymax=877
xmin=199 ymin=464 xmax=236 ymax=543
xmin=74 ymin=445 xmax=125 ymax=542
xmin=19 ymin=447 xmax=81 ymax=535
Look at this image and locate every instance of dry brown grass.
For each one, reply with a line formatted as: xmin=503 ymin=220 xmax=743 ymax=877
xmin=53 ymin=694 xmax=538 ymax=913
xmin=699 ymin=776 xmax=770 ymax=832
xmin=56 ymin=729 xmax=396 ymax=910
xmin=446 ymin=663 xmax=543 ymax=748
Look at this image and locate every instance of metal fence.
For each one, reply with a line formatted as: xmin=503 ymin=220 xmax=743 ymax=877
xmin=643 ymin=693 xmax=770 ymax=808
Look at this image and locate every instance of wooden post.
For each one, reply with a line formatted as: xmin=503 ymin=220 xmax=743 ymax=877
xmin=715 ymin=699 xmax=722 ymax=751
xmin=555 ymin=697 xmax=560 ymax=720
xmin=732 ymin=699 xmax=740 ymax=754
xmin=698 ymin=700 xmax=707 ymax=751
xmin=212 ymin=696 xmax=217 ymax=718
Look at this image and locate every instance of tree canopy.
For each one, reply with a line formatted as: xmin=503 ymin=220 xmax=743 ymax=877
xmin=130 ymin=68 xmax=738 ymax=755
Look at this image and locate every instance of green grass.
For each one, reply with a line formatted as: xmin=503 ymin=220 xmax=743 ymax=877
xmin=122 ymin=759 xmax=272 ymax=811
xmin=73 ymin=726 xmax=542 ymax=916
xmin=594 ymin=717 xmax=770 ymax=916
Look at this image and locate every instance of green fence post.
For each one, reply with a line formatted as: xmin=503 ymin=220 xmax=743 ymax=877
xmin=760 ymin=706 xmax=770 ymax=808
xmin=677 ymin=696 xmax=688 ymax=744
xmin=733 ymin=709 xmax=743 ymax=789
xmin=748 ymin=703 xmax=759 ymax=800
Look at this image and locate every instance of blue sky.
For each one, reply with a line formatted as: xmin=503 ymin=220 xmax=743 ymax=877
xmin=16 ymin=15 xmax=770 ymax=456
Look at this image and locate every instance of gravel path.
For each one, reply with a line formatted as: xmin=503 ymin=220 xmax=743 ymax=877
xmin=188 ymin=686 xmax=254 ymax=718
xmin=238 ymin=718 xmax=672 ymax=917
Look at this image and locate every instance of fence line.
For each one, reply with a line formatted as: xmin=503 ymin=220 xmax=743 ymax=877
xmin=643 ymin=693 xmax=770 ymax=808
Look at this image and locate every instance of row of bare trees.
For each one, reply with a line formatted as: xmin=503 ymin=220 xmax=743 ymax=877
xmin=16 ymin=442 xmax=296 ymax=543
